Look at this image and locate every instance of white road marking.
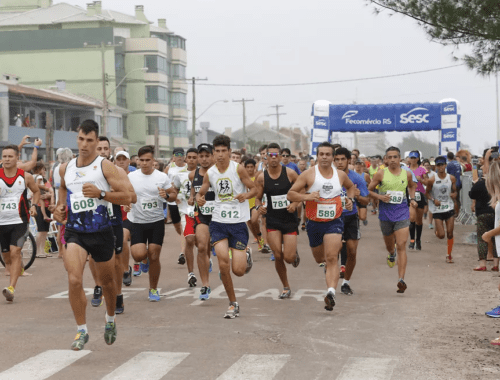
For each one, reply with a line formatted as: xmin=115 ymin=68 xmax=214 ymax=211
xmin=0 ymin=350 xmax=90 ymax=380
xmin=216 ymin=354 xmax=290 ymax=380
xmin=336 ymin=357 xmax=397 ymax=380
xmin=46 ymin=288 xmax=147 ymax=299
xmin=101 ymin=352 xmax=190 ymax=380
xmin=190 ymin=285 xmax=225 ymax=305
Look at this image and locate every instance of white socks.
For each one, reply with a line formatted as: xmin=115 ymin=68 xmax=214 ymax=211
xmin=342 ymin=279 xmax=350 ymax=286
xmin=105 ymin=313 xmax=116 ymax=323
xmin=327 ymin=287 xmax=336 ymax=295
xmin=77 ymin=324 xmax=88 ymax=333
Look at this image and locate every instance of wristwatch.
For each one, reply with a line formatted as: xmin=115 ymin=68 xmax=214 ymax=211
xmin=256 ymin=205 xmax=261 ymax=211
xmin=410 ymin=198 xmax=416 ymax=202
xmin=99 ymin=190 xmax=106 ymax=200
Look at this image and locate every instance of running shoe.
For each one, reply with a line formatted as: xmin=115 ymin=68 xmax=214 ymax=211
xmin=115 ymin=295 xmax=124 ymax=314
xmin=279 ymin=288 xmax=291 ymax=299
xmin=341 ymin=283 xmax=353 ymax=296
xmin=2 ymin=286 xmax=14 ymax=302
xmin=292 ymin=251 xmax=300 ymax=268
xmin=387 ymin=253 xmax=396 ymax=268
xmin=245 ymin=247 xmax=253 ymax=274
xmin=270 ymin=253 xmax=275 ymax=261
xmin=188 ymin=272 xmax=197 ymax=287
xmin=212 ymin=246 xmax=216 ymax=256
xmin=123 ymin=266 xmax=132 ymax=286
xmin=371 ymin=209 xmax=377 ymax=215
xmin=104 ymin=322 xmax=117 ymax=345
xmin=324 ymin=291 xmax=335 ymax=311
xmin=397 ymin=279 xmax=407 ymax=293
xmin=429 ymin=224 xmax=434 ymax=230
xmin=319 ymin=262 xmax=325 ymax=267
xmin=492 ymin=266 xmax=499 ymax=272
xmin=258 ymin=237 xmax=265 ymax=251
xmin=362 ymin=220 xmax=368 ymax=226
xmin=178 ymin=253 xmax=186 ymax=265
xmin=91 ymin=286 xmax=103 ymax=307
xmin=261 ymin=244 xmax=271 ymax=254
xmin=423 ymin=213 xmax=428 ymax=219
xmin=415 ymin=240 xmax=422 ymax=251
xmin=149 ymin=289 xmax=160 ymax=302
xmin=140 ymin=259 xmax=149 ymax=273
xmin=409 ymin=241 xmax=415 ymax=250
xmin=71 ymin=330 xmax=89 ymax=351
xmin=339 ymin=265 xmax=346 ymax=278
xmin=485 ymin=306 xmax=500 ymax=318
xmin=209 ymin=258 xmax=213 ymax=273
xmin=133 ymin=263 xmax=141 ymax=277
xmin=199 ymin=286 xmax=211 ymax=301
xmin=446 ymin=255 xmax=454 ymax=264
xmin=224 ymin=302 xmax=240 ymax=319
xmin=301 ymin=223 xmax=306 ymax=231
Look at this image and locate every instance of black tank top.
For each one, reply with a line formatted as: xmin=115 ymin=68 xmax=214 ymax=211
xmin=264 ymin=166 xmax=297 ymax=226
xmin=193 ymin=167 xmax=215 ymax=216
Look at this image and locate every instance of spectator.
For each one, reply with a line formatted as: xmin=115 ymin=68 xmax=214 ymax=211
xmin=231 ymin=150 xmax=242 ymax=164
xmin=447 ymin=152 xmax=463 ymax=216
xmin=32 ymin=162 xmax=54 ymax=258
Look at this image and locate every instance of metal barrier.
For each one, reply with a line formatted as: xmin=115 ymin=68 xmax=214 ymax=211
xmin=456 ymin=172 xmax=477 ymax=225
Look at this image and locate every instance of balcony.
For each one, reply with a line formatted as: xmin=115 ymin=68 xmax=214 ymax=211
xmin=125 ymin=38 xmax=167 ymax=54
xmin=171 ymin=48 xmax=187 ymax=65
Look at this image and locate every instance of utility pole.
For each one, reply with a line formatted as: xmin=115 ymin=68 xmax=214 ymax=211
xmin=496 ymin=72 xmax=499 ymax=145
xmin=191 ymin=77 xmax=208 ymax=147
xmin=270 ymin=105 xmax=286 ymax=146
xmin=233 ymin=98 xmax=254 ymax=148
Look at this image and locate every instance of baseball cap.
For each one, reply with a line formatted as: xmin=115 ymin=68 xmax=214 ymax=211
xmin=173 ymin=147 xmax=185 ymax=155
xmin=435 ymin=156 xmax=446 ymax=165
xmin=409 ymin=151 xmax=420 ymax=158
xmin=115 ymin=151 xmax=130 ymax=159
xmin=197 ymin=143 xmax=213 ymax=154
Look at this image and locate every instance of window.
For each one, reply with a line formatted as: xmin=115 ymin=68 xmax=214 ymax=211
xmin=171 ymin=120 xmax=187 ymax=137
xmin=147 ymin=117 xmax=169 ymax=136
xmin=144 ymin=55 xmax=168 ymax=75
xmin=145 ymin=86 xmax=168 ymax=105
xmin=108 ymin=117 xmax=123 ymax=137
xmin=169 ymin=36 xmax=186 ymax=50
xmin=116 ymin=85 xmax=127 ymax=108
xmin=170 ymin=92 xmax=187 ymax=109
xmin=115 ymin=54 xmax=125 ymax=72
xmin=171 ymin=64 xmax=185 ymax=79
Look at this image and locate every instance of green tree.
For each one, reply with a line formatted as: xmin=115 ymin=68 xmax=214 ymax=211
xmin=367 ymin=0 xmax=500 ymax=75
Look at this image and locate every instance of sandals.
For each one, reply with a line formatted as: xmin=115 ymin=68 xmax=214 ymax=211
xmin=446 ymin=255 xmax=454 ymax=264
xmin=278 ymin=288 xmax=291 ymax=299
xmin=492 ymin=266 xmax=499 ymax=272
xmin=473 ymin=266 xmax=487 ymax=271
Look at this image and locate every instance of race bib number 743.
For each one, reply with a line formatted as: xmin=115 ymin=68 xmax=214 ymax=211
xmin=0 ymin=197 xmax=18 ymax=211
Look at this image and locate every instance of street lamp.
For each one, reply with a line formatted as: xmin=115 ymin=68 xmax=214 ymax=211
xmin=106 ymin=67 xmax=148 ymax=100
xmin=191 ymin=99 xmax=228 ymax=145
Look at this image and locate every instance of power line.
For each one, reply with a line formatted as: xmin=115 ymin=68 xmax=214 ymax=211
xmin=196 ymin=64 xmax=465 ymax=87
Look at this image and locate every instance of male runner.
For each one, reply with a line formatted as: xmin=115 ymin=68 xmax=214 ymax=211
xmin=333 ymin=148 xmax=369 ymax=295
xmin=189 ymin=143 xmax=215 ymax=300
xmin=1 ymin=145 xmax=39 ymax=302
xmin=281 ymin=148 xmax=301 ymax=175
xmin=288 ymin=142 xmax=355 ymax=311
xmin=354 ymin=158 xmax=370 ymax=226
xmin=255 ymin=143 xmax=300 ymax=299
xmin=368 ymin=146 xmax=418 ymax=294
xmin=53 ymin=120 xmax=132 ymax=350
xmin=196 ymin=135 xmax=257 ymax=318
xmin=368 ymin=157 xmax=380 ymax=215
xmin=231 ymin=150 xmax=242 ymax=164
xmin=425 ymin=155 xmax=457 ymax=263
xmin=173 ymin=148 xmax=198 ymax=287
xmin=244 ymin=159 xmax=265 ymax=251
xmin=165 ymin=148 xmax=187 ymax=264
xmin=129 ymin=145 xmax=177 ymax=302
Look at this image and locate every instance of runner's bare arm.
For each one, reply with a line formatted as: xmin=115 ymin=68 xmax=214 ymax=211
xmin=254 ymin=172 xmax=267 ymax=214
xmin=287 ymin=169 xmax=317 ymax=202
xmin=195 ymin=172 xmax=210 ymax=206
xmin=407 ymin=172 xmax=418 ymax=208
xmin=188 ymin=170 xmax=195 ymax=206
xmin=88 ymin=159 xmax=132 ymax=205
xmin=285 ymin=168 xmax=302 ymax=210
xmin=339 ymin=171 xmax=355 ymax=210
xmin=17 ymin=138 xmax=42 ymax=172
xmin=117 ymin=166 xmax=137 ymax=204
xmin=425 ymin=176 xmax=435 ymax=200
xmin=450 ymin=175 xmax=458 ymax=199
xmin=236 ymin=164 xmax=257 ymax=202
xmin=25 ymin=173 xmax=40 ymax=216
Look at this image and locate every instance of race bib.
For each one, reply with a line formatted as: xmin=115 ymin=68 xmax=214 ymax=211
xmin=199 ymin=200 xmax=215 ymax=215
xmin=107 ymin=202 xmax=114 ymax=217
xmin=387 ymin=191 xmax=404 ymax=204
xmin=0 ymin=197 xmax=18 ymax=211
xmin=271 ymin=194 xmax=289 ymax=210
xmin=316 ymin=204 xmax=336 ymax=219
xmin=341 ymin=196 xmax=347 ymax=210
xmin=220 ymin=203 xmax=241 ymax=220
xmin=70 ymin=192 xmax=97 ymax=213
xmin=415 ymin=192 xmax=421 ymax=202
xmin=140 ymin=197 xmax=160 ymax=210
xmin=436 ymin=203 xmax=451 ymax=211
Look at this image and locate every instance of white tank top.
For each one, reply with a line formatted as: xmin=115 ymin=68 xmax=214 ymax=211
xmin=308 ymin=165 xmax=342 ymax=198
xmin=429 ymin=173 xmax=454 ymax=214
xmin=207 ymin=160 xmax=250 ymax=224
xmin=0 ymin=168 xmax=29 ymax=225
xmin=167 ymin=163 xmax=187 ymax=205
xmin=173 ymin=170 xmax=195 ymax=217
xmin=64 ymin=156 xmax=111 ymax=233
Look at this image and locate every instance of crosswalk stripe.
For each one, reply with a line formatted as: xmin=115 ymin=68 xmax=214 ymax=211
xmin=0 ymin=350 xmax=90 ymax=380
xmin=336 ymin=357 xmax=397 ymax=380
xmin=101 ymin=352 xmax=190 ymax=380
xmin=216 ymin=354 xmax=290 ymax=380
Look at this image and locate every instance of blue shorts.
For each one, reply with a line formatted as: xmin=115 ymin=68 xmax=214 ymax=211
xmin=209 ymin=221 xmax=249 ymax=251
xmin=306 ymin=218 xmax=344 ymax=248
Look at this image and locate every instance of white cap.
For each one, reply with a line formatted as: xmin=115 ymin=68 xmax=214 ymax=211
xmin=115 ymin=151 xmax=130 ymax=159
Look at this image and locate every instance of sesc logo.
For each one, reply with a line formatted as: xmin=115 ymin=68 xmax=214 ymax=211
xmin=444 ymin=105 xmax=455 ymax=112
xmin=315 ymin=119 xmax=327 ymax=127
xmin=400 ymin=108 xmax=430 ymax=124
xmin=443 ymin=131 xmax=455 ymax=139
xmin=342 ymin=110 xmax=358 ymax=120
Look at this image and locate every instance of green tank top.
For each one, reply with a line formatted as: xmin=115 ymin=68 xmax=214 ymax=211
xmin=369 ymin=166 xmax=378 ymax=179
xmin=379 ymin=167 xmax=408 ymax=194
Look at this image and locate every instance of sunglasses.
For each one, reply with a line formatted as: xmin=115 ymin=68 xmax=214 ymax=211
xmin=281 ymin=154 xmax=290 ymax=158
xmin=268 ymin=153 xmax=279 ymax=158
xmin=174 ymin=153 xmax=184 ymax=157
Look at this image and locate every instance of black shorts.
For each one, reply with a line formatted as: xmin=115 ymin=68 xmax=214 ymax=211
xmin=130 ymin=220 xmax=165 ymax=246
xmin=112 ymin=224 xmax=123 ymax=255
xmin=64 ymin=228 xmax=115 ymax=263
xmin=433 ymin=210 xmax=455 ymax=221
xmin=123 ymin=218 xmax=133 ymax=232
xmin=342 ymin=214 xmax=360 ymax=241
xmin=415 ymin=191 xmax=427 ymax=209
xmin=168 ymin=204 xmax=181 ymax=224
xmin=0 ymin=223 xmax=28 ymax=252
xmin=195 ymin=213 xmax=212 ymax=228
xmin=35 ymin=205 xmax=51 ymax=232
xmin=266 ymin=218 xmax=299 ymax=235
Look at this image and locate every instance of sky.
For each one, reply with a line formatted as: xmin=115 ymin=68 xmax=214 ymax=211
xmin=62 ymin=0 xmax=498 ymax=154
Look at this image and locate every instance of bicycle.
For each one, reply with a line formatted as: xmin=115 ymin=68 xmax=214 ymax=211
xmin=0 ymin=231 xmax=37 ymax=271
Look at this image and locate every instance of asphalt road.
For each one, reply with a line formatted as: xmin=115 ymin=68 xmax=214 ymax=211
xmin=1 ymin=213 xmax=499 ymax=380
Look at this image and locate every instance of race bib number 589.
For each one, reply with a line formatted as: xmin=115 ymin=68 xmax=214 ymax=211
xmin=316 ymin=204 xmax=336 ymax=219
